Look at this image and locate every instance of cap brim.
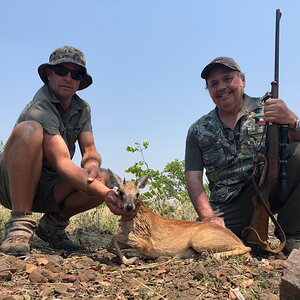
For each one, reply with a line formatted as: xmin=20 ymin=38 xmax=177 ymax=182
xmin=201 ymin=63 xmax=239 ymax=79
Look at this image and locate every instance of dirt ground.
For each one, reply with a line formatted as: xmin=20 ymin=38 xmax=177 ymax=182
xmin=0 ymin=230 xmax=286 ymax=300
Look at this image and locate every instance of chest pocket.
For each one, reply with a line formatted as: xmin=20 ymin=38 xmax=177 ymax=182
xmin=241 ymin=121 xmax=266 ymax=155
xmin=201 ymin=137 xmax=228 ymax=172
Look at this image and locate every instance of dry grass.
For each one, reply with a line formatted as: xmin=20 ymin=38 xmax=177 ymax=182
xmin=0 ymin=204 xmax=118 ymax=239
xmin=0 ymin=206 xmax=10 ymax=238
xmin=0 ymin=198 xmax=197 ymax=243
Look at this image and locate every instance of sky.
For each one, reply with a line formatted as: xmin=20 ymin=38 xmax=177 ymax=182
xmin=1 ymin=1 xmax=300 ymax=179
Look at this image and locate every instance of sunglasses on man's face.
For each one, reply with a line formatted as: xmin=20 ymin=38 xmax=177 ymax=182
xmin=51 ymin=65 xmax=85 ymax=81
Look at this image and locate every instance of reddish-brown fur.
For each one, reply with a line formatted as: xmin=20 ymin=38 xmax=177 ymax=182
xmin=106 ymin=169 xmax=251 ymax=265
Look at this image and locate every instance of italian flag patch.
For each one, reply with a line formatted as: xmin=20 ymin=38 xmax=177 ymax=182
xmin=255 ymin=116 xmax=266 ymax=124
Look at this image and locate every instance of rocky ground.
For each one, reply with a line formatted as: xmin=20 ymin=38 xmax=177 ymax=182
xmin=0 ymin=230 xmax=286 ymax=300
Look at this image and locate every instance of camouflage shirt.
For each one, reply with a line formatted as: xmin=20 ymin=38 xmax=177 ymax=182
xmin=185 ymin=94 xmax=266 ymax=204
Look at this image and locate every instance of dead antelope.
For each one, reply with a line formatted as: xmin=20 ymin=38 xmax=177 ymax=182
xmin=106 ymin=169 xmax=251 ymax=265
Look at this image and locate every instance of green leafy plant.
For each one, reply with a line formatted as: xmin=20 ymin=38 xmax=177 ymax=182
xmin=125 ymin=140 xmax=197 ymax=219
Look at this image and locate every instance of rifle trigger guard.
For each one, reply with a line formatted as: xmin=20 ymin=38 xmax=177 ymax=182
xmin=262 ymin=92 xmax=272 ymax=102
xmin=253 ymin=152 xmax=267 ymax=188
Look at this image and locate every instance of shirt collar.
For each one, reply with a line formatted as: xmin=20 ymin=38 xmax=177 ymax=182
xmin=34 ymin=85 xmax=87 ymax=112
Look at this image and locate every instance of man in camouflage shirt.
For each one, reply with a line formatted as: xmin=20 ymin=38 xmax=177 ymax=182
xmin=0 ymin=46 xmax=136 ymax=256
xmin=185 ymin=56 xmax=300 ymax=254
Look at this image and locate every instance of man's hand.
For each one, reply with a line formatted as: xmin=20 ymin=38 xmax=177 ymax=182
xmin=105 ymin=190 xmax=139 ymax=221
xmin=264 ymin=98 xmax=297 ymax=127
xmin=85 ymin=164 xmax=102 ymax=183
xmin=200 ymin=215 xmax=225 ymax=227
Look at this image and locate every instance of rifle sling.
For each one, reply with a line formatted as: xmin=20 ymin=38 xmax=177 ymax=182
xmin=243 ymin=166 xmax=286 ymax=254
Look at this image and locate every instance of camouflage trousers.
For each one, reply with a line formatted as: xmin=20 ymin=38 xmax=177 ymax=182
xmin=211 ymin=142 xmax=300 ymax=240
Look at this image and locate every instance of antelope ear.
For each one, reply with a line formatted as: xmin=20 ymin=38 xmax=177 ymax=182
xmin=107 ymin=169 xmax=123 ymax=188
xmin=135 ymin=175 xmax=149 ymax=189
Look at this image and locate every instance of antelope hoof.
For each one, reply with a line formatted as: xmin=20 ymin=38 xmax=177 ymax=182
xmin=121 ymin=256 xmax=138 ymax=265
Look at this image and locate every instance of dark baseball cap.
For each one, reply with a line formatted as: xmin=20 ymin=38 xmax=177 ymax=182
xmin=201 ymin=56 xmax=241 ymax=79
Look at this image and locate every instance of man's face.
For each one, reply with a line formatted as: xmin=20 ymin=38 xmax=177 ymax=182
xmin=46 ymin=62 xmax=83 ymax=102
xmin=206 ymin=66 xmax=245 ymax=113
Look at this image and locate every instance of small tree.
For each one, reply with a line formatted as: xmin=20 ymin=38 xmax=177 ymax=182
xmin=125 ymin=140 xmax=210 ymax=219
xmin=126 ymin=140 xmax=161 ymax=183
xmin=125 ymin=141 xmax=189 ymax=212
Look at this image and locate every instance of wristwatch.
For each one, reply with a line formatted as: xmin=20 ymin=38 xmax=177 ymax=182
xmin=295 ymin=118 xmax=300 ymax=130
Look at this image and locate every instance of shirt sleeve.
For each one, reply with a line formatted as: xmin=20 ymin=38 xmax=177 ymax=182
xmin=184 ymin=126 xmax=204 ymax=173
xmin=16 ymin=100 xmax=61 ymax=135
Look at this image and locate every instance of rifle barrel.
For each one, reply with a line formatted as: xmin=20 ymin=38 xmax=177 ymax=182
xmin=274 ymin=9 xmax=281 ymax=86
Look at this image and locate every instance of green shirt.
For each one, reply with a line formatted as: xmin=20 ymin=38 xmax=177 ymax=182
xmin=16 ymin=85 xmax=93 ymax=182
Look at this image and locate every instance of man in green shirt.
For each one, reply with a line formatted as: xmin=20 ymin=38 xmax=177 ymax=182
xmin=0 ymin=46 xmax=135 ymax=256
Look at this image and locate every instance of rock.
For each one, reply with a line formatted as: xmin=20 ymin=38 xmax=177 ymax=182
xmin=0 ymin=258 xmax=13 ymax=281
xmin=0 ymin=270 xmax=12 ymax=281
xmin=29 ymin=269 xmax=47 ymax=283
xmin=280 ymin=249 xmax=300 ymax=299
xmin=5 ymin=256 xmax=26 ymax=272
xmin=78 ymin=270 xmax=96 ymax=282
xmin=45 ymin=260 xmax=62 ymax=273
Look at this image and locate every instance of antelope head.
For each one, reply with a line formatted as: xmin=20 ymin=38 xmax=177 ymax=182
xmin=107 ymin=169 xmax=148 ymax=212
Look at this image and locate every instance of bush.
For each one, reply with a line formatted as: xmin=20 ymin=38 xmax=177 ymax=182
xmin=125 ymin=140 xmax=197 ymax=218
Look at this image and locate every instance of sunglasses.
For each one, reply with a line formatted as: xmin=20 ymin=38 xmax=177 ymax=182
xmin=51 ymin=65 xmax=85 ymax=81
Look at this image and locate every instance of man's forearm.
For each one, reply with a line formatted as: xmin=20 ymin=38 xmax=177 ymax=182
xmin=81 ymin=152 xmax=102 ymax=168
xmin=185 ymin=171 xmax=215 ymax=219
xmin=189 ymin=189 xmax=215 ymax=220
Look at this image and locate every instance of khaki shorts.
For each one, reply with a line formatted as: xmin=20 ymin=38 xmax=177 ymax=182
xmin=0 ymin=158 xmax=61 ymax=213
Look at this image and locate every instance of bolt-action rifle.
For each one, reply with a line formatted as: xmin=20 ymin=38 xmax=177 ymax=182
xmin=243 ymin=9 xmax=287 ymax=254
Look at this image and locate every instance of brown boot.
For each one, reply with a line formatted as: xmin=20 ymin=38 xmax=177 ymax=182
xmin=0 ymin=212 xmax=36 ymax=256
xmin=35 ymin=213 xmax=81 ymax=251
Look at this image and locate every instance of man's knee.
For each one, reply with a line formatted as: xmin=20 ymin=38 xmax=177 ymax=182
xmin=5 ymin=121 xmax=43 ymax=150
xmin=13 ymin=121 xmax=44 ymax=141
xmin=3 ymin=121 xmax=44 ymax=164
